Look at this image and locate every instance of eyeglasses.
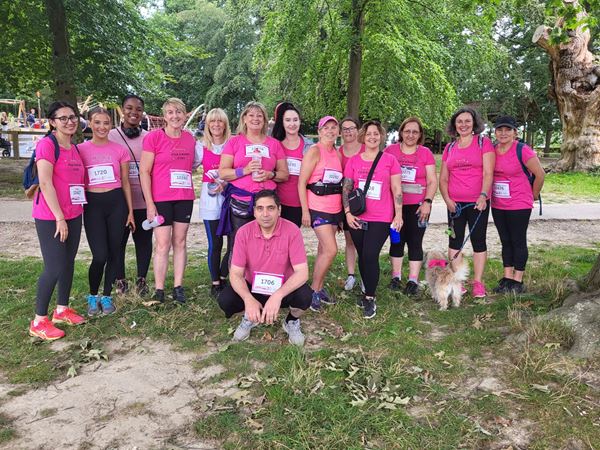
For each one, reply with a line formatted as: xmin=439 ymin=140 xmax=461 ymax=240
xmin=53 ymin=115 xmax=78 ymax=124
xmin=341 ymin=126 xmax=357 ymax=132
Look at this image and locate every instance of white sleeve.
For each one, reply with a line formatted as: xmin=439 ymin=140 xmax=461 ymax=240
xmin=193 ymin=142 xmax=204 ymax=170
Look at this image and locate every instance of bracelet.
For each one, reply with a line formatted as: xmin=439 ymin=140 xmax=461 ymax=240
xmin=423 ymin=198 xmax=432 ymax=204
xmin=235 ymin=168 xmax=244 ymax=178
xmin=480 ymin=192 xmax=488 ymax=198
xmin=345 ymin=211 xmax=351 ymax=215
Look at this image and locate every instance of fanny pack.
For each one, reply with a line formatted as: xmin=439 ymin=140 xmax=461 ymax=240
xmin=230 ymin=197 xmax=252 ymax=218
xmin=307 ymin=182 xmax=342 ymax=196
xmin=348 ymin=151 xmax=383 ymax=216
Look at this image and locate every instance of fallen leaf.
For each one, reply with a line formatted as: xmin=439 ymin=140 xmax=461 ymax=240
xmin=142 ymin=300 xmax=162 ymax=307
xmin=531 ymin=383 xmax=550 ymax=393
xmin=245 ymin=417 xmax=264 ymax=434
xmin=340 ymin=332 xmax=353 ymax=342
xmin=261 ymin=331 xmax=273 ymax=341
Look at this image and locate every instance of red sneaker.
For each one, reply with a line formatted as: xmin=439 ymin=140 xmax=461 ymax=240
xmin=52 ymin=307 xmax=85 ymax=325
xmin=29 ymin=318 xmax=65 ymax=341
xmin=472 ymin=281 xmax=487 ymax=298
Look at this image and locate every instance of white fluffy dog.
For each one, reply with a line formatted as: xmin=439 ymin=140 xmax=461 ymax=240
xmin=424 ymin=250 xmax=469 ymax=310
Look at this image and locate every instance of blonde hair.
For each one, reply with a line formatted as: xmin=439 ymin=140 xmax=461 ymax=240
xmin=162 ymin=98 xmax=186 ymax=116
xmin=357 ymin=120 xmax=386 ymax=144
xmin=236 ymin=101 xmax=268 ymax=136
xmin=203 ymin=108 xmax=231 ymax=150
xmin=88 ymin=107 xmax=112 ymax=124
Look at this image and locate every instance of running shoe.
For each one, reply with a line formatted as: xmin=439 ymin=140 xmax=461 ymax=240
xmin=310 ymin=290 xmax=322 ymax=312
xmin=472 ymin=281 xmax=487 ymax=298
xmin=344 ymin=275 xmax=356 ymax=291
xmin=282 ymin=318 xmax=305 ymax=346
xmin=505 ymin=280 xmax=526 ymax=294
xmin=389 ymin=277 xmax=402 ymax=291
xmin=52 ymin=308 xmax=85 ymax=325
xmin=173 ymin=286 xmax=186 ymax=305
xmin=87 ymin=294 xmax=100 ymax=316
xmin=153 ymin=289 xmax=166 ymax=304
xmin=115 ymin=279 xmax=129 ymax=295
xmin=233 ymin=315 xmax=258 ymax=342
xmin=363 ymin=297 xmax=377 ymax=319
xmin=404 ymin=280 xmax=419 ymax=296
xmin=136 ymin=277 xmax=149 ymax=296
xmin=493 ymin=277 xmax=511 ymax=294
xmin=319 ymin=288 xmax=336 ymax=305
xmin=356 ymin=295 xmax=365 ymax=308
xmin=100 ymin=296 xmax=116 ymax=315
xmin=210 ymin=283 xmax=225 ymax=298
xmin=29 ymin=317 xmax=65 ymax=341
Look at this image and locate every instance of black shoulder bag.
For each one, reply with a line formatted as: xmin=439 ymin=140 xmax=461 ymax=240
xmin=348 ymin=151 xmax=383 ymax=216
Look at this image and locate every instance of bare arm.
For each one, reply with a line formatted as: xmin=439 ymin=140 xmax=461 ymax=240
xmin=525 ymin=156 xmax=545 ymax=200
xmin=37 ymin=160 xmax=68 ymax=242
xmin=416 ymin=164 xmax=438 ymax=220
xmin=139 ymin=150 xmax=156 ymax=220
xmin=272 ymin=157 xmax=289 ymax=182
xmin=476 ymin=151 xmax=495 ymax=210
xmin=120 ymin=162 xmax=135 ymax=230
xmin=439 ymin=161 xmax=455 ymax=213
xmin=297 ymin=145 xmax=320 ymax=227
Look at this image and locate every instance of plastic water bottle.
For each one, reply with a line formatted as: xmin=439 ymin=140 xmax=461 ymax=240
xmin=142 ymin=215 xmax=165 ymax=230
xmin=251 ymin=154 xmax=262 ymax=181
xmin=389 ymin=224 xmax=401 ymax=244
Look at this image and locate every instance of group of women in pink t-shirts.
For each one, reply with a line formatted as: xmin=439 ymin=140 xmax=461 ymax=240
xmin=28 ymin=99 xmax=544 ymax=340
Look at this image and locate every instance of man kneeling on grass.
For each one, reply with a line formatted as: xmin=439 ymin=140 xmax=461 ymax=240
xmin=218 ymin=189 xmax=312 ymax=346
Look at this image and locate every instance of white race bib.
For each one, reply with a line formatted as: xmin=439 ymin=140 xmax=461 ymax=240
xmin=251 ymin=272 xmax=284 ymax=295
xmin=128 ymin=162 xmax=139 ymax=182
xmin=322 ymin=168 xmax=343 ymax=184
xmin=245 ymin=144 xmax=270 ymax=158
xmin=493 ymin=181 xmax=511 ymax=198
xmin=170 ymin=170 xmax=192 ymax=189
xmin=358 ymin=179 xmax=383 ymax=200
xmin=287 ymin=158 xmax=302 ymax=176
xmin=69 ymin=184 xmax=87 ymax=205
xmin=401 ymin=165 xmax=417 ymax=183
xmin=87 ymin=165 xmax=116 ymax=185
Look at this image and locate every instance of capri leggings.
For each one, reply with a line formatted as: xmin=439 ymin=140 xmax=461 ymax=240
xmin=116 ymin=208 xmax=153 ymax=280
xmin=389 ymin=204 xmax=426 ymax=260
xmin=448 ymin=201 xmax=490 ymax=253
xmin=491 ymin=208 xmax=532 ymax=271
xmin=35 ymin=216 xmax=82 ymax=316
xmin=204 ymin=219 xmax=231 ymax=282
xmin=349 ymin=221 xmax=390 ymax=297
xmin=84 ymin=189 xmax=128 ymax=296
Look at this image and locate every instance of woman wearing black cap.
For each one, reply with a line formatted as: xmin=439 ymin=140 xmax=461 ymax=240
xmin=491 ymin=116 xmax=545 ymax=294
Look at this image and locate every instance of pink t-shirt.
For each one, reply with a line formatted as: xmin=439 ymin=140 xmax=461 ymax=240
xmin=78 ymin=140 xmax=130 ymax=190
xmin=276 ymin=139 xmax=304 ymax=207
xmin=385 ymin=144 xmax=435 ymax=205
xmin=223 ymin=134 xmax=286 ymax=197
xmin=492 ymin=141 xmax=536 ymax=210
xmin=442 ymin=135 xmax=494 ymax=202
xmin=307 ymin=144 xmax=343 ymax=213
xmin=344 ymin=152 xmax=401 ymax=223
xmin=109 ymin=128 xmax=148 ymax=210
xmin=340 ymin=143 xmax=365 ymax=169
xmin=231 ymin=218 xmax=308 ymax=285
xmin=32 ymin=136 xmax=85 ymax=221
xmin=201 ymin=146 xmax=222 ymax=182
xmin=143 ymin=129 xmax=196 ymax=202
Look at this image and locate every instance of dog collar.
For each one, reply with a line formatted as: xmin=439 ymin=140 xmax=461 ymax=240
xmin=428 ymin=259 xmax=448 ymax=268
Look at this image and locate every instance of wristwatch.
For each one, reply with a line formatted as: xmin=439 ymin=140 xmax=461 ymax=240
xmin=271 ymin=170 xmax=277 ymax=179
xmin=423 ymin=198 xmax=432 ymax=204
xmin=480 ymin=192 xmax=488 ymax=198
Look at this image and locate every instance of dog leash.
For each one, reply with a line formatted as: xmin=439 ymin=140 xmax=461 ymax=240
xmin=448 ymin=202 xmax=484 ymax=261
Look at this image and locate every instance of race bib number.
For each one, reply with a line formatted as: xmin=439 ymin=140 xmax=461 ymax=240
xmin=128 ymin=162 xmax=139 ymax=182
xmin=287 ymin=158 xmax=302 ymax=176
xmin=170 ymin=170 xmax=192 ymax=189
xmin=69 ymin=184 xmax=87 ymax=205
xmin=245 ymin=144 xmax=270 ymax=158
xmin=401 ymin=165 xmax=417 ymax=183
xmin=322 ymin=168 xmax=343 ymax=184
xmin=87 ymin=165 xmax=116 ymax=185
xmin=251 ymin=272 xmax=284 ymax=295
xmin=493 ymin=181 xmax=511 ymax=198
xmin=358 ymin=179 xmax=383 ymax=200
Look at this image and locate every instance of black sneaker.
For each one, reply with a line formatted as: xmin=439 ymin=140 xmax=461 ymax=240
xmin=153 ymin=289 xmax=165 ymax=304
xmin=506 ymin=280 xmax=526 ymax=294
xmin=115 ymin=279 xmax=129 ymax=295
xmin=493 ymin=277 xmax=511 ymax=293
xmin=363 ymin=297 xmax=377 ymax=319
xmin=403 ymin=280 xmax=419 ymax=296
xmin=210 ymin=283 xmax=225 ymax=298
xmin=173 ymin=286 xmax=186 ymax=305
xmin=136 ymin=277 xmax=149 ymax=296
xmin=389 ymin=277 xmax=402 ymax=291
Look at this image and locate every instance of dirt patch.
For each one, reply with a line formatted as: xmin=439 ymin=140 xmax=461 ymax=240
xmin=0 ymin=339 xmax=230 ymax=449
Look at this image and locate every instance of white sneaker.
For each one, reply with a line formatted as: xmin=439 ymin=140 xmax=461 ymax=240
xmin=233 ymin=315 xmax=258 ymax=342
xmin=344 ymin=275 xmax=356 ymax=291
xmin=282 ymin=318 xmax=305 ymax=346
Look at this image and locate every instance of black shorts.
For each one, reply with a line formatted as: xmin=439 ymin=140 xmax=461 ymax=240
xmin=309 ymin=209 xmax=343 ymax=229
xmin=155 ymin=200 xmax=194 ymax=225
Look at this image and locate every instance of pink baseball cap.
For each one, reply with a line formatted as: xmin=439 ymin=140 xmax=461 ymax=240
xmin=318 ymin=115 xmax=338 ymax=129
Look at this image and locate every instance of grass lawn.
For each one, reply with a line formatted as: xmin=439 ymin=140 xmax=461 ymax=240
xmin=0 ymin=245 xmax=599 ymax=448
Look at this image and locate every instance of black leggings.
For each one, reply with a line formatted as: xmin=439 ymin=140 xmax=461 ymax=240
xmin=448 ymin=201 xmax=490 ymax=253
xmin=35 ymin=216 xmax=82 ymax=316
xmin=227 ymin=212 xmax=254 ymax=267
xmin=84 ymin=189 xmax=128 ymax=296
xmin=492 ymin=208 xmax=531 ymax=271
xmin=389 ymin=204 xmax=426 ymax=260
xmin=349 ymin=221 xmax=390 ymax=297
xmin=204 ymin=219 xmax=231 ymax=282
xmin=116 ymin=208 xmax=153 ymax=280
xmin=218 ymin=282 xmax=312 ymax=318
xmin=281 ymin=205 xmax=302 ymax=228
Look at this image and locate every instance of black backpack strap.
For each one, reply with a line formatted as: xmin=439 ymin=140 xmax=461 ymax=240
xmin=362 ymin=151 xmax=384 ymax=193
xmin=47 ymin=133 xmax=61 ymax=162
xmin=116 ymin=128 xmax=140 ymax=178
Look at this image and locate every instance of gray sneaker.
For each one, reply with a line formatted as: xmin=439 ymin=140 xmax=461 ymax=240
xmin=233 ymin=316 xmax=258 ymax=342
xmin=344 ymin=275 xmax=356 ymax=291
xmin=363 ymin=297 xmax=377 ymax=319
xmin=282 ymin=318 xmax=305 ymax=346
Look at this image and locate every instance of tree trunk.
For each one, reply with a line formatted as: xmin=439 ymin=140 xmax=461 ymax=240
xmin=544 ymin=128 xmax=552 ymax=156
xmin=346 ymin=0 xmax=366 ymax=119
xmin=533 ymin=1 xmax=600 ymax=172
xmin=44 ymin=0 xmax=77 ymax=108
xmin=585 ymin=254 xmax=600 ymax=291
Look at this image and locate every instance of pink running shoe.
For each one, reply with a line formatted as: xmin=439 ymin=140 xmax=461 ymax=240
xmin=29 ymin=318 xmax=65 ymax=341
xmin=52 ymin=307 xmax=85 ymax=325
xmin=472 ymin=281 xmax=486 ymax=298
xmin=460 ymin=283 xmax=468 ymax=295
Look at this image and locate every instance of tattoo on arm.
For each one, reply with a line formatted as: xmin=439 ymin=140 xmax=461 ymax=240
xmin=394 ymin=193 xmax=403 ymax=206
xmin=342 ymin=178 xmax=353 ymax=210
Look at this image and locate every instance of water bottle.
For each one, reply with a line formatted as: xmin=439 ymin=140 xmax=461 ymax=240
xmin=142 ymin=215 xmax=165 ymax=230
xmin=389 ymin=224 xmax=401 ymax=244
xmin=417 ymin=217 xmax=428 ymax=228
xmin=251 ymin=154 xmax=262 ymax=181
